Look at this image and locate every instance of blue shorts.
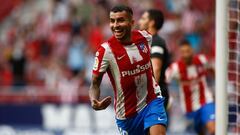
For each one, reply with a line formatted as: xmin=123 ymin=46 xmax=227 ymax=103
xmin=186 ymin=102 xmax=215 ymax=132
xmin=116 ymin=97 xmax=167 ymax=135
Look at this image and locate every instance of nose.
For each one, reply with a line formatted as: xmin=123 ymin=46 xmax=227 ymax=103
xmin=113 ymin=21 xmax=120 ymax=28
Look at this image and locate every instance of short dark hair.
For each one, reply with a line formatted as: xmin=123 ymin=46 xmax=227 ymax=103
xmin=179 ymin=39 xmax=191 ymax=47
xmin=110 ymin=5 xmax=133 ymax=18
xmin=147 ymin=9 xmax=164 ymax=30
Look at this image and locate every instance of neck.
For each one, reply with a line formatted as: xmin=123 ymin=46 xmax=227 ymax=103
xmin=118 ymin=34 xmax=132 ymax=45
xmin=183 ymin=57 xmax=193 ymax=65
xmin=185 ymin=60 xmax=192 ymax=65
xmin=148 ymin=27 xmax=158 ymax=35
xmin=119 ymin=38 xmax=131 ymax=45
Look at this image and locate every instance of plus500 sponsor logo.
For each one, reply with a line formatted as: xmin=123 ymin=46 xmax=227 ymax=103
xmin=121 ymin=62 xmax=151 ymax=77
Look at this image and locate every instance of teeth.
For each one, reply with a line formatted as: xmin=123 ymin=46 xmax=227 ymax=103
xmin=114 ymin=30 xmax=122 ymax=32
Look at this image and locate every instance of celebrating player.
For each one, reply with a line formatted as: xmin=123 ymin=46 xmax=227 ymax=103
xmin=165 ymin=40 xmax=215 ymax=135
xmin=89 ymin=5 xmax=167 ymax=135
xmin=138 ymin=9 xmax=170 ymax=108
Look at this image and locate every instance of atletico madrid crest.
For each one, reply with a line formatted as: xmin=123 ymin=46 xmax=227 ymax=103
xmin=139 ymin=43 xmax=148 ymax=53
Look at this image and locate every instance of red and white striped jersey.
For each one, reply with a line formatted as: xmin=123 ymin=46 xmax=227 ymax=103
xmin=92 ymin=30 xmax=160 ymax=119
xmin=165 ymin=55 xmax=213 ymax=113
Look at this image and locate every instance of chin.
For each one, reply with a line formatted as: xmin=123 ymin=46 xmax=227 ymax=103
xmin=139 ymin=27 xmax=145 ymax=31
xmin=115 ymin=37 xmax=125 ymax=42
xmin=114 ymin=34 xmax=125 ymax=40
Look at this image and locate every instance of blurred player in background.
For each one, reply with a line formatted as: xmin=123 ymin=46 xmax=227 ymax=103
xmin=138 ymin=9 xmax=170 ymax=108
xmin=89 ymin=5 xmax=167 ymax=135
xmin=165 ymin=40 xmax=215 ymax=135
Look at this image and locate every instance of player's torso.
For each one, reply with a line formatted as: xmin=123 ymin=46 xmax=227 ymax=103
xmin=111 ymin=41 xmax=151 ymax=81
xmin=106 ymin=30 xmax=157 ymax=119
xmin=177 ymin=56 xmax=213 ymax=113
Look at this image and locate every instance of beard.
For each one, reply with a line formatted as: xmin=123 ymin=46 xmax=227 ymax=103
xmin=113 ymin=26 xmax=132 ymax=42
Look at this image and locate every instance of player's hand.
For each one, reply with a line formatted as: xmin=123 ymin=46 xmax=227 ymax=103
xmin=91 ymin=96 xmax=112 ymax=110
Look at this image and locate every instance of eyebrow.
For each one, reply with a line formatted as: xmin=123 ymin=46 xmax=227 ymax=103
xmin=110 ymin=16 xmax=125 ymax=20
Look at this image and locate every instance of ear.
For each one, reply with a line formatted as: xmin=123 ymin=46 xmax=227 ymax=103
xmin=149 ymin=20 xmax=155 ymax=28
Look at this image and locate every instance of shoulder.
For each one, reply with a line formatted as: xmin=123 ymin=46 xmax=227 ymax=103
xmin=170 ymin=62 xmax=179 ymax=70
xmin=136 ymin=30 xmax=152 ymax=41
xmin=151 ymin=35 xmax=167 ymax=55
xmin=197 ymin=54 xmax=208 ymax=64
xmin=95 ymin=42 xmax=112 ymax=58
xmin=97 ymin=42 xmax=110 ymax=52
xmin=152 ymin=35 xmax=166 ymax=47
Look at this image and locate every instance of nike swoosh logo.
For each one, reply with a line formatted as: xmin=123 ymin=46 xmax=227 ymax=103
xmin=158 ymin=117 xmax=164 ymax=121
xmin=117 ymin=55 xmax=125 ymax=60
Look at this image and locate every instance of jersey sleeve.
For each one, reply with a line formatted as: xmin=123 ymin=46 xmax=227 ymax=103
xmin=151 ymin=39 xmax=166 ymax=59
xmin=92 ymin=44 xmax=109 ymax=75
xmin=138 ymin=30 xmax=152 ymax=49
xmin=165 ymin=63 xmax=180 ymax=83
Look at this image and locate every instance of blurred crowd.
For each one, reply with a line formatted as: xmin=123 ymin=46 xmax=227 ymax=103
xmin=0 ymin=0 xmax=215 ymax=98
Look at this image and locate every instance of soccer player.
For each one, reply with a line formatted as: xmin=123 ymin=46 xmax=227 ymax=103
xmin=165 ymin=40 xmax=215 ymax=135
xmin=89 ymin=5 xmax=167 ymax=135
xmin=138 ymin=9 xmax=170 ymax=108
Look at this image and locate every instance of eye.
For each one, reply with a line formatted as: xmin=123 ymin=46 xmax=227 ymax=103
xmin=110 ymin=18 xmax=115 ymax=23
xmin=118 ymin=18 xmax=125 ymax=23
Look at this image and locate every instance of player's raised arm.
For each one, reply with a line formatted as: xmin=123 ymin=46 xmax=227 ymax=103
xmin=89 ymin=73 xmax=111 ymax=111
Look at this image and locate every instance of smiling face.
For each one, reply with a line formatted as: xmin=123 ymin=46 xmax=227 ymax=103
xmin=110 ymin=11 xmax=134 ymax=42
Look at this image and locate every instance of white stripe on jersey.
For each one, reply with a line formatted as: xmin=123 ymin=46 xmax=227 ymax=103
xmin=101 ymin=43 xmax=126 ymax=119
xmin=124 ymin=44 xmax=143 ymax=64
xmin=186 ymin=65 xmax=201 ymax=111
xmin=187 ymin=65 xmax=198 ymax=78
xmin=192 ymin=83 xmax=201 ymax=111
xmin=135 ymin=73 xmax=148 ymax=113
xmin=99 ymin=43 xmax=109 ymax=72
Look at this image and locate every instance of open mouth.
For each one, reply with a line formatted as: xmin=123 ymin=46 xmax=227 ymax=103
xmin=113 ymin=29 xmax=124 ymax=37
